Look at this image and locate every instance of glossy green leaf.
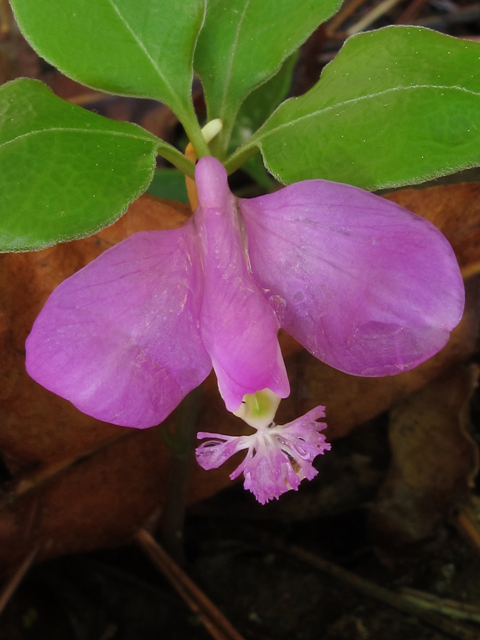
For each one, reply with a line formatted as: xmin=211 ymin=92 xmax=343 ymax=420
xmin=147 ymin=169 xmax=189 ymax=203
xmin=227 ymin=27 xmax=480 ymax=189
xmin=0 ymin=79 xmax=163 ymax=251
xmin=10 ymin=0 xmax=205 ymax=139
xmin=194 ymin=0 xmax=341 ymax=155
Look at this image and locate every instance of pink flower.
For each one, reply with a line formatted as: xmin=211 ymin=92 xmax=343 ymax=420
xmin=25 ymin=156 xmax=464 ymax=500
xmin=196 ymin=393 xmax=330 ymax=504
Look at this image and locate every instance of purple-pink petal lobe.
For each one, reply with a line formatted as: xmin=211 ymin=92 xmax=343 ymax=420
xmin=195 ymin=432 xmax=249 ymax=470
xmin=194 ymin=157 xmax=290 ymax=411
xmin=25 ymin=226 xmax=212 ymax=428
xmin=240 ymin=180 xmax=464 ymax=377
xmin=26 ymin=154 xmax=465 ymax=438
xmin=196 ymin=405 xmax=330 ymax=505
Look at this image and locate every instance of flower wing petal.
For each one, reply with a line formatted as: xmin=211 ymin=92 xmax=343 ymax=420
xmin=195 ymin=157 xmax=289 ymax=411
xmin=26 ymin=226 xmax=211 ymax=428
xmin=240 ymin=181 xmax=465 ymax=376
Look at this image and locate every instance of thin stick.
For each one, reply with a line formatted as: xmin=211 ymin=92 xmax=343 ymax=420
xmin=461 ymin=262 xmax=480 ymax=281
xmin=413 ymin=4 xmax=480 ymax=29
xmin=0 ymin=547 xmax=39 ymax=617
xmin=346 ymin=0 xmax=404 ymax=35
xmin=67 ymin=91 xmax=110 ymax=106
xmin=395 ymin=0 xmax=430 ymax=24
xmin=0 ymin=432 xmax=127 ymax=512
xmin=400 ymin=587 xmax=480 ymax=624
xmin=0 ymin=0 xmax=12 ymax=38
xmin=135 ymin=529 xmax=246 ymax=640
xmin=270 ymin=539 xmax=480 ymax=640
xmin=325 ymin=0 xmax=370 ymax=38
xmin=456 ymin=505 xmax=480 ymax=558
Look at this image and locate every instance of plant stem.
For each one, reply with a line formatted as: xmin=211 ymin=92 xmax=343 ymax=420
xmin=182 ymin=116 xmax=211 ymax=159
xmin=208 ymin=118 xmax=235 ymax=161
xmin=224 ymin=143 xmax=259 ymax=175
xmin=158 ymin=384 xmax=203 ymax=564
xmin=157 ymin=143 xmax=196 ymax=178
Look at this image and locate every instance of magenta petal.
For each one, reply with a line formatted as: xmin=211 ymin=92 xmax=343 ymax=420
xmin=195 ymin=432 xmax=248 ymax=470
xmin=194 ymin=157 xmax=289 ymax=411
xmin=240 ymin=181 xmax=465 ymax=376
xmin=240 ymin=446 xmax=303 ymax=505
xmin=25 ymin=226 xmax=212 ymax=428
xmin=196 ymin=405 xmax=330 ymax=505
xmin=273 ymin=407 xmax=330 ymax=481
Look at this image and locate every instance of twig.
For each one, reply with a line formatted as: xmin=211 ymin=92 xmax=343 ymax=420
xmin=0 ymin=546 xmax=39 ymax=617
xmin=461 ymin=262 xmax=480 ymax=281
xmin=346 ymin=0 xmax=405 ymax=35
xmin=325 ymin=0 xmax=371 ymax=38
xmin=67 ymin=91 xmax=111 ymax=106
xmin=0 ymin=0 xmax=12 ymax=39
xmin=395 ymin=0 xmax=430 ymax=23
xmin=135 ymin=529 xmax=246 ymax=640
xmin=269 ymin=539 xmax=479 ymax=640
xmin=0 ymin=432 xmax=127 ymax=512
xmin=412 ymin=3 xmax=480 ymax=28
xmin=456 ymin=502 xmax=480 ymax=559
xmin=400 ymin=588 xmax=480 ymax=624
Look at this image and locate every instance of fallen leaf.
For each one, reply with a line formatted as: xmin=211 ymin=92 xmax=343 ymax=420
xmin=369 ymin=365 xmax=479 ymax=555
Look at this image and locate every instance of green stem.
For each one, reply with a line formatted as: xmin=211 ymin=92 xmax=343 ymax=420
xmin=182 ymin=115 xmax=211 ymax=159
xmin=156 ymin=143 xmax=196 ymax=178
xmin=208 ymin=117 xmax=235 ymax=161
xmin=224 ymin=142 xmax=259 ymax=175
xmin=158 ymin=385 xmax=203 ymax=564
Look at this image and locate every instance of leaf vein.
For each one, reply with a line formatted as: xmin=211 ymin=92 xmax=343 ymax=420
xmin=257 ymin=84 xmax=480 ymax=143
xmin=106 ymin=0 xmax=175 ymax=100
xmin=219 ymin=0 xmax=251 ymax=118
xmin=0 ymin=127 xmax=156 ymax=151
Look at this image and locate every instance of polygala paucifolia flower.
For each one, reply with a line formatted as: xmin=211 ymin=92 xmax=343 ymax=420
xmin=25 ymin=156 xmax=464 ymax=503
xmin=196 ymin=389 xmax=331 ymax=505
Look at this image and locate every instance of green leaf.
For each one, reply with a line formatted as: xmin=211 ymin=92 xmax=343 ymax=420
xmin=194 ymin=0 xmax=342 ymax=156
xmin=10 ymin=0 xmax=205 ymax=137
xmin=147 ymin=169 xmax=189 ymax=203
xmin=227 ymin=27 xmax=480 ymax=189
xmin=229 ymin=53 xmax=297 ymax=154
xmin=0 ymin=78 xmax=163 ymax=251
xmin=228 ymin=53 xmax=297 ymax=190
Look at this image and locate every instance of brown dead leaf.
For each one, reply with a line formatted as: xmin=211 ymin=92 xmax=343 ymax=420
xmin=369 ymin=365 xmax=479 ymax=554
xmin=0 ymin=183 xmax=479 ymax=572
